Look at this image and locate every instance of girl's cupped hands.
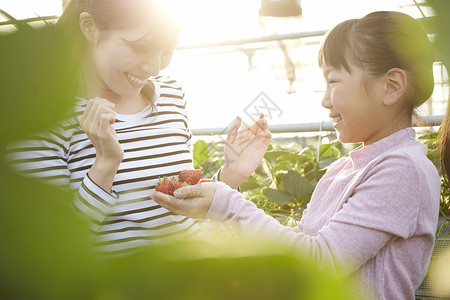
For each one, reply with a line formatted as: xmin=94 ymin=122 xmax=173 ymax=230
xmin=150 ymin=182 xmax=218 ymax=219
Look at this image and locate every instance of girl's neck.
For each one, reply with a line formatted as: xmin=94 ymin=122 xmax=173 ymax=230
xmin=363 ymin=116 xmax=412 ymax=147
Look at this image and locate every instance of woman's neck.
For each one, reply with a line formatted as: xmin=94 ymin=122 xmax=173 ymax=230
xmin=79 ymin=68 xmax=150 ymax=115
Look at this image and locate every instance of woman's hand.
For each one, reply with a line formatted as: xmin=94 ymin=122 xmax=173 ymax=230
xmin=220 ymin=115 xmax=272 ymax=189
xmin=80 ymin=97 xmax=123 ymax=191
xmin=150 ymin=182 xmax=219 ymax=219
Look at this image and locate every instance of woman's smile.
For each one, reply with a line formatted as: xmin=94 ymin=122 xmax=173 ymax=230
xmin=125 ymin=71 xmax=147 ymax=87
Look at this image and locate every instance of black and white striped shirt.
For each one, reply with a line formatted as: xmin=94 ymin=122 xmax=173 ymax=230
xmin=7 ymin=76 xmax=201 ymax=254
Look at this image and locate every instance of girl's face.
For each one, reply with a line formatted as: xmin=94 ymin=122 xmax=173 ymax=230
xmin=321 ymin=64 xmax=388 ymax=146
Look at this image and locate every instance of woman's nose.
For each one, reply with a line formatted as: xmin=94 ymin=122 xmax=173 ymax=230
xmin=140 ymin=56 xmax=161 ymax=77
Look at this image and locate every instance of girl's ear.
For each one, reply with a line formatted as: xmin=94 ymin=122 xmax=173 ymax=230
xmin=383 ymin=68 xmax=408 ymax=106
xmin=79 ymin=12 xmax=97 ymax=42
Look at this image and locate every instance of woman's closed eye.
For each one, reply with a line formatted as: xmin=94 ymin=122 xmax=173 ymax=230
xmin=126 ymin=41 xmax=151 ymax=55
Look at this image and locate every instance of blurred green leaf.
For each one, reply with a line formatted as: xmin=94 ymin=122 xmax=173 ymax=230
xmin=240 ymin=175 xmax=262 ymax=191
xmin=264 ymin=150 xmax=289 ymax=164
xmin=274 ymin=161 xmax=293 ymax=173
xmin=0 ymin=25 xmax=80 ymax=143
xmin=282 ymin=170 xmax=314 ymax=203
xmin=0 ymin=163 xmax=96 ymax=300
xmin=319 ymin=143 xmax=340 ymax=161
xmin=263 ymin=188 xmax=295 ymax=205
xmin=299 ymin=149 xmax=313 ymax=160
xmin=277 ymin=153 xmax=302 ymax=163
xmin=193 ymin=140 xmax=209 ymax=168
xmin=319 ymin=157 xmax=338 ymax=169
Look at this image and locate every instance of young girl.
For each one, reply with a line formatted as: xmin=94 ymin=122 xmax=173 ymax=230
xmin=152 ymin=11 xmax=441 ymax=299
xmin=6 ymin=0 xmax=271 ymax=255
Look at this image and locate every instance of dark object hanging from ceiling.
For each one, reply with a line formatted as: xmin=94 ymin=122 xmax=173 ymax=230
xmin=259 ymin=0 xmax=302 ymax=17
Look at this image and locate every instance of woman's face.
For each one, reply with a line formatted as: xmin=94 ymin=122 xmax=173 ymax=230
xmin=86 ymin=4 xmax=178 ymax=100
xmin=91 ymin=28 xmax=175 ymax=99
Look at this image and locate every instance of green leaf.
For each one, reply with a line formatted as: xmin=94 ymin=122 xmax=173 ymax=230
xmin=281 ymin=170 xmax=314 ymax=202
xmin=319 ymin=157 xmax=338 ymax=169
xmin=240 ymin=181 xmax=261 ymax=191
xmin=263 ymin=188 xmax=296 ymax=205
xmin=305 ymin=169 xmax=317 ymax=183
xmin=303 ymin=161 xmax=315 ymax=174
xmin=319 ymin=143 xmax=340 ymax=160
xmin=264 ymin=150 xmax=290 ymax=163
xmin=299 ymin=149 xmax=313 ymax=160
xmin=277 ymin=153 xmax=303 ymax=163
xmin=240 ymin=176 xmax=263 ymax=192
xmin=0 ymin=25 xmax=80 ymax=143
xmin=274 ymin=161 xmax=294 ymax=173
xmin=193 ymin=140 xmax=209 ymax=168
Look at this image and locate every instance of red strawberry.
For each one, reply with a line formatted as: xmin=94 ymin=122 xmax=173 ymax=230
xmin=199 ymin=178 xmax=215 ymax=183
xmin=155 ymin=177 xmax=175 ymax=195
xmin=179 ymin=169 xmax=203 ymax=185
xmin=172 ymin=177 xmax=189 ymax=190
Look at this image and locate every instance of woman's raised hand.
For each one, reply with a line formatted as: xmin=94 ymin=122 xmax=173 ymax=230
xmin=80 ymin=97 xmax=123 ymax=191
xmin=220 ymin=115 xmax=272 ymax=189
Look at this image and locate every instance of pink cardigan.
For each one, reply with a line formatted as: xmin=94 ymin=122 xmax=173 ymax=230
xmin=206 ymin=128 xmax=441 ymax=300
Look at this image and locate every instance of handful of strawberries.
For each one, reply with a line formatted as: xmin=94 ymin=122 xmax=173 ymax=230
xmin=155 ymin=169 xmax=215 ymax=195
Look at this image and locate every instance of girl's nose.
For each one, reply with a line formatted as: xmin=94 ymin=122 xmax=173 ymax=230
xmin=321 ymin=89 xmax=332 ymax=109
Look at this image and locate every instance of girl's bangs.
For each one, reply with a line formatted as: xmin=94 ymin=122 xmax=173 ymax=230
xmin=318 ymin=19 xmax=357 ymax=73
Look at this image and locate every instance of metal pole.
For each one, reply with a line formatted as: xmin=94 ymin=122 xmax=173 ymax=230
xmin=191 ymin=115 xmax=445 ymax=136
xmin=177 ymin=30 xmax=328 ymax=50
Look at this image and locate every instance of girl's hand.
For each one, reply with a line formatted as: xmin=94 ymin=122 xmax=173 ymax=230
xmin=150 ymin=182 xmax=219 ymax=219
xmin=220 ymin=115 xmax=272 ymax=189
xmin=80 ymin=97 xmax=124 ymax=191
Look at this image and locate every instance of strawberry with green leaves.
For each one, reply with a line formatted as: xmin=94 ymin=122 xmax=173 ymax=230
xmin=155 ymin=177 xmax=176 ymax=195
xmin=172 ymin=177 xmax=189 ymax=190
xmin=155 ymin=169 xmax=215 ymax=195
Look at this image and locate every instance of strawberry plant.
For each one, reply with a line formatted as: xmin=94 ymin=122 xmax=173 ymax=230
xmin=193 ymin=136 xmax=358 ymax=225
xmin=192 ymin=139 xmax=224 ymax=178
xmin=419 ymin=130 xmax=450 ymax=219
xmin=241 ymin=139 xmax=354 ymax=225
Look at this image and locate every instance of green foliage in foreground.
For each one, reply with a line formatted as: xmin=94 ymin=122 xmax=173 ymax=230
xmin=0 ymin=160 xmax=360 ymax=300
xmin=0 ymin=162 xmax=360 ymax=300
xmin=0 ymin=17 xmax=360 ymax=300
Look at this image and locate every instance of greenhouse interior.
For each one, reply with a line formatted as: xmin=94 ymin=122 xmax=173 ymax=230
xmin=0 ymin=0 xmax=449 ymax=299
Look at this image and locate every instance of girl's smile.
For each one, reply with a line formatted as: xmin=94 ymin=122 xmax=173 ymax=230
xmin=329 ymin=113 xmax=342 ymax=128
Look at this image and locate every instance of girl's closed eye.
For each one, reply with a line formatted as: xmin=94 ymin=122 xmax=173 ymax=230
xmin=328 ymin=79 xmax=338 ymax=86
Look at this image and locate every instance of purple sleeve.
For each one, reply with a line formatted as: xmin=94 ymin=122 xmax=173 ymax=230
xmin=205 ymin=153 xmax=438 ymax=274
